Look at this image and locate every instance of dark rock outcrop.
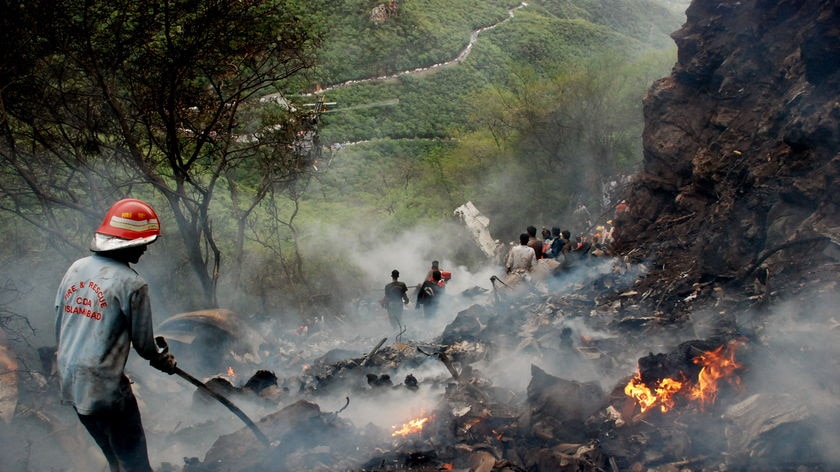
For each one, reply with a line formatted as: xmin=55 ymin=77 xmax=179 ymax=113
xmin=615 ymin=0 xmax=840 ymax=305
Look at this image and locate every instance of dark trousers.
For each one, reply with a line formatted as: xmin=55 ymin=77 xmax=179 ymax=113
xmin=387 ymin=303 xmax=405 ymax=330
xmin=76 ymin=392 xmax=152 ymax=472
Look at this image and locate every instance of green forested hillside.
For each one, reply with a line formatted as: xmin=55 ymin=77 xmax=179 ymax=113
xmin=0 ymin=0 xmax=686 ymax=328
xmin=536 ymin=0 xmax=682 ymax=47
xmin=303 ymin=0 xmax=522 ymax=84
xmin=296 ymin=0 xmax=682 ymax=242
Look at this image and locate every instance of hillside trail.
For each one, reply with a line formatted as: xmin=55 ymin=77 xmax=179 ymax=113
xmin=304 ymin=2 xmax=528 ymax=96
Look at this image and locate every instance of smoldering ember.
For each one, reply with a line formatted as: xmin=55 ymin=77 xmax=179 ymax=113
xmin=2 ymin=1 xmax=839 ymax=471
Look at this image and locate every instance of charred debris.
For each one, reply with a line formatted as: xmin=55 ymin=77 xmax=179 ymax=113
xmin=2 ymin=0 xmax=839 ymax=470
xmin=163 ymin=0 xmax=840 ymax=467
xmin=144 ymin=245 xmax=835 ymax=472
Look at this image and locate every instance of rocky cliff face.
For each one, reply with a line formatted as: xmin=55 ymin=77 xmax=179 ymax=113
xmin=616 ymin=0 xmax=839 ymax=303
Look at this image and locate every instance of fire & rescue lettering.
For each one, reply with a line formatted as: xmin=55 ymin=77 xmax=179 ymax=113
xmin=63 ymin=285 xmax=77 ymax=300
xmin=62 ymin=279 xmax=108 ymax=320
xmin=64 ymin=302 xmax=103 ymax=320
xmin=87 ymin=281 xmax=108 ymax=308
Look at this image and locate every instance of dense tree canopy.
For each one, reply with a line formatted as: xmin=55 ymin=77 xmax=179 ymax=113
xmin=0 ymin=0 xmax=322 ymax=306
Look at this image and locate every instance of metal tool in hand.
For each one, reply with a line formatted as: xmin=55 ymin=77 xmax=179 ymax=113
xmin=155 ymin=336 xmax=270 ymax=446
xmin=173 ymin=367 xmax=271 ymax=447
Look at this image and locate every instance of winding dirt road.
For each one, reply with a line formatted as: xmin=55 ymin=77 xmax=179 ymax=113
xmin=307 ymin=2 xmax=528 ymax=95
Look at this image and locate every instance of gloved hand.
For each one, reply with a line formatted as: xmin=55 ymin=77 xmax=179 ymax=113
xmin=151 ymin=336 xmax=177 ymax=375
xmin=151 ymin=352 xmax=177 ymax=375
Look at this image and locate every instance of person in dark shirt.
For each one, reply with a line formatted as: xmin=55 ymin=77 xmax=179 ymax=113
xmin=527 ymin=225 xmax=544 ymax=259
xmin=544 ymin=226 xmax=563 ymax=259
xmin=384 ymin=269 xmax=409 ymax=331
xmin=416 ymin=270 xmax=444 ymax=318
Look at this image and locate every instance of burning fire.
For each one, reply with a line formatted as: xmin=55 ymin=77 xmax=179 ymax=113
xmin=624 ymin=375 xmax=684 ymax=413
xmin=226 ymin=366 xmax=236 ymax=377
xmin=624 ymin=341 xmax=743 ymax=413
xmin=391 ymin=414 xmax=433 ymax=437
xmin=688 ymin=343 xmax=743 ymax=407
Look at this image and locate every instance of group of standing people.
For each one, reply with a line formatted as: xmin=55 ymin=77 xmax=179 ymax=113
xmin=383 ymin=261 xmax=448 ymax=332
xmin=504 ymin=222 xmax=616 ymax=276
xmin=504 ymin=225 xmax=572 ymax=274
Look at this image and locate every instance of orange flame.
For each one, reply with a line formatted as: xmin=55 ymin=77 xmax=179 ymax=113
xmin=227 ymin=366 xmax=236 ymax=377
xmin=688 ymin=343 xmax=743 ymax=408
xmin=624 ymin=374 xmax=684 ymax=413
xmin=624 ymin=341 xmax=743 ymax=413
xmin=391 ymin=414 xmax=432 ymax=437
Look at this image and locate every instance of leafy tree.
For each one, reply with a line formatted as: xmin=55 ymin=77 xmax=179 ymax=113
xmin=0 ymin=0 xmax=322 ymax=306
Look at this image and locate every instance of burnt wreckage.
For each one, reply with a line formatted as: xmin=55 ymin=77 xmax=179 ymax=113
xmin=177 ymin=0 xmax=840 ymax=469
xmin=158 ymin=251 xmax=835 ymax=472
xmin=1 ymin=0 xmax=838 ymax=471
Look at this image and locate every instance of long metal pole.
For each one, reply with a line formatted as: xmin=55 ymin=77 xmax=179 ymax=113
xmin=174 ymin=367 xmax=271 ymax=447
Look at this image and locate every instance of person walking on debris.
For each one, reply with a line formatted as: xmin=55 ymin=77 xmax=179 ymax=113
xmin=383 ymin=269 xmax=410 ymax=331
xmin=425 ymin=260 xmax=441 ymax=281
xmin=416 ymin=270 xmax=444 ymax=318
xmin=560 ymin=230 xmax=573 ymax=254
xmin=505 ymin=233 xmax=537 ymax=285
xmin=426 ymin=261 xmax=452 ymax=287
xmin=544 ymin=226 xmax=564 ymax=259
xmin=425 ymin=260 xmax=451 ymax=288
xmin=526 ymin=225 xmax=544 ymax=259
xmin=54 ymin=199 xmax=178 ymax=472
xmin=540 ymin=227 xmax=552 ymax=255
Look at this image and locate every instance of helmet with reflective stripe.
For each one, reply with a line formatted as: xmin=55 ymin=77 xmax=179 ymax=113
xmin=90 ymin=198 xmax=161 ymax=252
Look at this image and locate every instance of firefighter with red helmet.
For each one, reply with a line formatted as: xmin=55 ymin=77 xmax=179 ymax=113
xmin=55 ymin=199 xmax=177 ymax=472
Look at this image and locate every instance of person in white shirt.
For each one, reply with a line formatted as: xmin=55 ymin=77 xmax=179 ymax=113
xmin=506 ymin=233 xmax=537 ymax=274
xmin=55 ymin=199 xmax=177 ymax=472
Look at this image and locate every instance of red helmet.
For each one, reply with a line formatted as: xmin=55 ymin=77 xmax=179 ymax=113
xmin=90 ymin=198 xmax=161 ymax=251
